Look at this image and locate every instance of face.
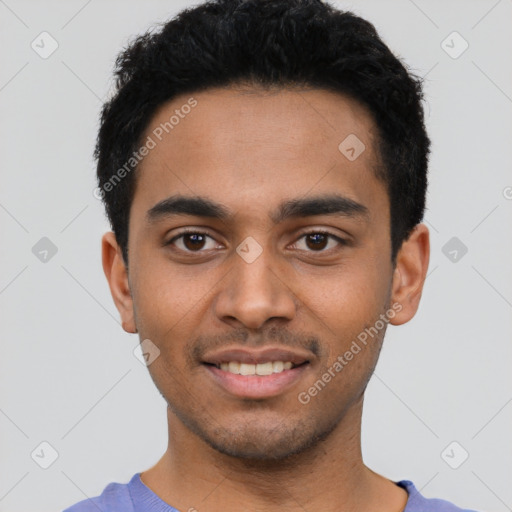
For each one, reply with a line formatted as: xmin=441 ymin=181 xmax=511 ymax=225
xmin=103 ymin=86 xmax=429 ymax=461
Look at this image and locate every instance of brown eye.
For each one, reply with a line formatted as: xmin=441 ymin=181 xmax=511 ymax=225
xmin=293 ymin=231 xmax=347 ymax=252
xmin=305 ymin=233 xmax=329 ymax=251
xmin=182 ymin=233 xmax=206 ymax=251
xmin=167 ymin=231 xmax=219 ymax=253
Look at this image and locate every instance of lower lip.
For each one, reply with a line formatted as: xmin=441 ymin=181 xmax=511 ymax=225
xmin=204 ymin=364 xmax=310 ymax=399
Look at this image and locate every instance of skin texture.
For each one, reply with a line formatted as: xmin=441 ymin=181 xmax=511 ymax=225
xmin=102 ymin=86 xmax=430 ymax=512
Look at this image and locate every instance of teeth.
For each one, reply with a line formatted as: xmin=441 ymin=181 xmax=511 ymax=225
xmin=217 ymin=361 xmax=297 ymax=375
xmin=240 ymin=363 xmax=255 ymax=376
xmin=228 ymin=361 xmax=239 ymax=373
xmin=272 ymin=361 xmax=284 ymax=373
xmin=256 ymin=362 xmax=273 ymax=376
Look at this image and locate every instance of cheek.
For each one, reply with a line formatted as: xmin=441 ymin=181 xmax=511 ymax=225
xmin=130 ymin=250 xmax=215 ymax=334
xmin=299 ymin=265 xmax=390 ymax=407
xmin=129 ymin=259 xmax=224 ymax=394
xmin=130 ymin=273 xmax=203 ymax=397
xmin=300 ymin=258 xmax=391 ymax=333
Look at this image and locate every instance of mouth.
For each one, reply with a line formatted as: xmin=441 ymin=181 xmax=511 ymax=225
xmin=204 ymin=360 xmax=308 ymax=375
xmin=201 ymin=347 xmax=312 ymax=399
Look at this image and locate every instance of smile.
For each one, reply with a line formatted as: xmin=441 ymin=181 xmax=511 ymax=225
xmin=215 ymin=360 xmax=296 ymax=375
xmin=201 ymin=346 xmax=313 ymax=398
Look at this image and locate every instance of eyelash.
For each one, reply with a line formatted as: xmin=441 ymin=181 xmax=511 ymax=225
xmin=166 ymin=229 xmax=347 ymax=254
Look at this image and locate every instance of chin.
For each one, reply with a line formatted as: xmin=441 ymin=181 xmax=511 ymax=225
xmin=183 ymin=411 xmax=339 ymax=462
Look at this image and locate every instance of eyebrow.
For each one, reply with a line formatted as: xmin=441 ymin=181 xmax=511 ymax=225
xmin=146 ymin=194 xmax=369 ymax=224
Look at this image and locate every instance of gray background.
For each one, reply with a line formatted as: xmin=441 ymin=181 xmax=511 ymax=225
xmin=1 ymin=1 xmax=511 ymax=511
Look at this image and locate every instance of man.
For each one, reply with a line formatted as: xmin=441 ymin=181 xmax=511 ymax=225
xmin=64 ymin=0 xmax=480 ymax=510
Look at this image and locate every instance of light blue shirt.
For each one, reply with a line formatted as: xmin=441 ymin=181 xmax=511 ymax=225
xmin=63 ymin=473 xmax=480 ymax=511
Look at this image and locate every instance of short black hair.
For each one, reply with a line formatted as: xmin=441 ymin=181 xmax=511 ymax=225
xmin=95 ymin=0 xmax=430 ymax=265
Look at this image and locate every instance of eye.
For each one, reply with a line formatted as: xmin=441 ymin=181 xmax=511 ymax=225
xmin=292 ymin=231 xmax=347 ymax=252
xmin=166 ymin=229 xmax=347 ymax=254
xmin=166 ymin=230 xmax=221 ymax=252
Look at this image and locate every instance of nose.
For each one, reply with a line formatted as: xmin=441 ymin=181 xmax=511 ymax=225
xmin=213 ymin=244 xmax=297 ymax=330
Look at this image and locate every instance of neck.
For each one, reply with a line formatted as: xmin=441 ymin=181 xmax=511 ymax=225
xmin=140 ymin=397 xmax=408 ymax=512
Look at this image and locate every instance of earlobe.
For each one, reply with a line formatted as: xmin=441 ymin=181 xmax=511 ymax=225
xmin=389 ymin=223 xmax=430 ymax=326
xmin=101 ymin=232 xmax=137 ymax=333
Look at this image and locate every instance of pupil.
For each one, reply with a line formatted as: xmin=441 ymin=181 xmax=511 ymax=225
xmin=307 ymin=233 xmax=327 ymax=250
xmin=185 ymin=233 xmax=205 ymax=250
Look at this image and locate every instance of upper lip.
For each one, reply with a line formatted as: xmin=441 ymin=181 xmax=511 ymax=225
xmin=202 ymin=346 xmax=312 ymax=366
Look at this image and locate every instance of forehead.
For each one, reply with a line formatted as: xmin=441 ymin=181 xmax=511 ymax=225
xmin=132 ymin=86 xmax=387 ymax=224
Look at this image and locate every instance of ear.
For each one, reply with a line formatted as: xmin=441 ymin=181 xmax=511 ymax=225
xmin=389 ymin=223 xmax=430 ymax=326
xmin=101 ymin=232 xmax=137 ymax=333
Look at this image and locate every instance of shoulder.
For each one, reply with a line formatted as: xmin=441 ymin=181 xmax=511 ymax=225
xmin=62 ymin=474 xmax=137 ymax=512
xmin=399 ymin=480 xmax=481 ymax=512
